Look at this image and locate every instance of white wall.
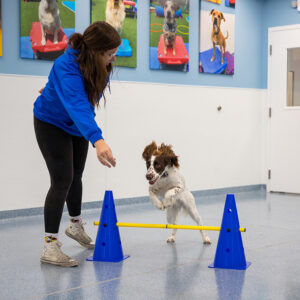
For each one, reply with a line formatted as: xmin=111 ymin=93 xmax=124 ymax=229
xmin=0 ymin=74 xmax=267 ymax=211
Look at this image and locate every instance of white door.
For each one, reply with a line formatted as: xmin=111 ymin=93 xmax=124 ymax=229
xmin=268 ymin=25 xmax=300 ymax=193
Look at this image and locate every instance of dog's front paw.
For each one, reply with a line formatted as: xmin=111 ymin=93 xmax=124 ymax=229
xmin=162 ymin=197 xmax=173 ymax=208
xmin=156 ymin=203 xmax=165 ymax=211
xmin=203 ymin=236 xmax=212 ymax=245
xmin=167 ymin=236 xmax=176 ymax=243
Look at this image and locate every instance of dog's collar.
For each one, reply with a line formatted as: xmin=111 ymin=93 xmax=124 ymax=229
xmin=213 ymin=29 xmax=220 ymax=35
xmin=161 ymin=171 xmax=169 ymax=178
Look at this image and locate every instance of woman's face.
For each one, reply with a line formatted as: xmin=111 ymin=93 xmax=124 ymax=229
xmin=103 ymin=47 xmax=119 ymax=66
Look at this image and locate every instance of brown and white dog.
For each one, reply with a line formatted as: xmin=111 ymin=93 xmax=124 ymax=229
xmin=39 ymin=0 xmax=61 ymax=46
xmin=162 ymin=0 xmax=178 ymax=56
xmin=142 ymin=142 xmax=211 ymax=244
xmin=105 ymin=0 xmax=126 ymax=34
xmin=210 ymin=9 xmax=229 ymax=65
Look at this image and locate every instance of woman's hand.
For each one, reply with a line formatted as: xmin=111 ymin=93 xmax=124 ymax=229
xmin=94 ymin=139 xmax=116 ymax=168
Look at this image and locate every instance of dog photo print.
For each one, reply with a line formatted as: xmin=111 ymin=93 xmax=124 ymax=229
xmin=203 ymin=0 xmax=220 ymax=4
xmin=149 ymin=0 xmax=190 ymax=72
xmin=199 ymin=1 xmax=235 ymax=75
xmin=0 ymin=0 xmax=2 ymax=57
xmin=91 ymin=0 xmax=137 ymax=68
xmin=20 ymin=0 xmax=75 ymax=61
xmin=225 ymin=0 xmax=235 ymax=9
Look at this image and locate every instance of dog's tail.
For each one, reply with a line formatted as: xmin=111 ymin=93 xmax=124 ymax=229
xmin=225 ymin=31 xmax=229 ymax=40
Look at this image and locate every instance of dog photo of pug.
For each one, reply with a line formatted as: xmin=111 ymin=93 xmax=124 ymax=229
xmin=149 ymin=0 xmax=190 ymax=72
xmin=199 ymin=1 xmax=235 ymax=75
xmin=20 ymin=0 xmax=75 ymax=60
xmin=91 ymin=0 xmax=137 ymax=68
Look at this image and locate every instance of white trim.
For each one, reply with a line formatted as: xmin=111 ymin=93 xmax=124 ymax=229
xmin=268 ymin=24 xmax=300 ymax=33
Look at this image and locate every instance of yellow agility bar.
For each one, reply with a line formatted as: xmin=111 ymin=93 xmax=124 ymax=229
xmin=93 ymin=221 xmax=246 ymax=232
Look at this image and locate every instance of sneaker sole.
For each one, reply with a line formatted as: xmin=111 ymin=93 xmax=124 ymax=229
xmin=40 ymin=258 xmax=78 ymax=267
xmin=65 ymin=230 xmax=95 ymax=249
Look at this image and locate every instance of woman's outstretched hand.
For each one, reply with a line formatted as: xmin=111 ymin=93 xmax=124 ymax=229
xmin=94 ymin=139 xmax=116 ymax=168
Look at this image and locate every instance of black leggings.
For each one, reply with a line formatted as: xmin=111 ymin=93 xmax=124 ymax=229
xmin=34 ymin=117 xmax=89 ymax=233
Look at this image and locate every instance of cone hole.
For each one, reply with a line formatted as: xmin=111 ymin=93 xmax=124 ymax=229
xmin=103 ymin=223 xmax=107 ymax=227
xmin=105 ymin=205 xmax=108 ymax=208
xmin=226 ymin=228 xmax=231 ymax=232
xmin=102 ymin=242 xmax=106 ymax=246
xmin=226 ymin=248 xmax=230 ymax=253
xmin=227 ymin=209 xmax=232 ymax=213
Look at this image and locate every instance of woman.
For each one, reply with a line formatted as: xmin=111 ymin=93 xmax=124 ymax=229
xmin=34 ymin=21 xmax=121 ymax=267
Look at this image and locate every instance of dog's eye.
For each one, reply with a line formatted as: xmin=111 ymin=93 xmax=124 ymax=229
xmin=154 ymin=162 xmax=160 ymax=168
xmin=218 ymin=15 xmax=220 ymax=18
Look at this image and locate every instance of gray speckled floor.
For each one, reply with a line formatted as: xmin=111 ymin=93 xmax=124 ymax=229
xmin=1 ymin=189 xmax=300 ymax=300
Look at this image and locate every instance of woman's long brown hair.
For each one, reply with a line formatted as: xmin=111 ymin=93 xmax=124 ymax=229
xmin=68 ymin=21 xmax=121 ymax=107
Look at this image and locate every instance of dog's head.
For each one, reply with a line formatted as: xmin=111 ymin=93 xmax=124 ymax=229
xmin=161 ymin=0 xmax=178 ymax=19
xmin=113 ymin=0 xmax=124 ymax=9
xmin=142 ymin=142 xmax=179 ymax=185
xmin=210 ymin=9 xmax=225 ymax=28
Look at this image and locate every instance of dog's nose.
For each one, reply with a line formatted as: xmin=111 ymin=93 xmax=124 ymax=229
xmin=146 ymin=173 xmax=153 ymax=181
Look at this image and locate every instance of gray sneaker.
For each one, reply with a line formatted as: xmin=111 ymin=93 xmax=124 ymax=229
xmin=40 ymin=240 xmax=78 ymax=267
xmin=65 ymin=220 xmax=95 ymax=249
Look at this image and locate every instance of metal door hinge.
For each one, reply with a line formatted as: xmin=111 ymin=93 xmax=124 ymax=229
xmin=269 ymin=45 xmax=272 ymax=56
xmin=268 ymin=169 xmax=271 ymax=180
xmin=269 ymin=107 xmax=272 ymax=118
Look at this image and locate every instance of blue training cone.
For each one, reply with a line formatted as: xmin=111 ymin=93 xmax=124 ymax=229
xmin=87 ymin=190 xmax=129 ymax=262
xmin=209 ymin=194 xmax=251 ymax=270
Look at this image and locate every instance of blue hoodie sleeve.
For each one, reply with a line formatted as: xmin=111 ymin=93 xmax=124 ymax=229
xmin=52 ymin=56 xmax=104 ymax=145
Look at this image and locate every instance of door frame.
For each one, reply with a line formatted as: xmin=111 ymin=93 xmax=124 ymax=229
xmin=267 ymin=24 xmax=300 ymax=192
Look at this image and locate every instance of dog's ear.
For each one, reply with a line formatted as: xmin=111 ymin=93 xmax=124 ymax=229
xmin=170 ymin=155 xmax=179 ymax=168
xmin=158 ymin=0 xmax=166 ymax=7
xmin=173 ymin=0 xmax=181 ymax=11
xmin=142 ymin=141 xmax=157 ymax=161
xmin=159 ymin=143 xmax=180 ymax=168
xmin=221 ymin=12 xmax=226 ymax=21
xmin=210 ymin=9 xmax=215 ymax=15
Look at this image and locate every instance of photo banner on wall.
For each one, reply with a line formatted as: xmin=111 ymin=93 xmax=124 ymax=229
xmin=149 ymin=0 xmax=190 ymax=72
xmin=91 ymin=0 xmax=137 ymax=68
xmin=199 ymin=0 xmax=235 ymax=75
xmin=20 ymin=0 xmax=75 ymax=61
xmin=0 ymin=0 xmax=2 ymax=57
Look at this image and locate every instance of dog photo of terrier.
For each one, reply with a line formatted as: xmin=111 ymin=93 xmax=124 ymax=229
xmin=39 ymin=0 xmax=61 ymax=46
xmin=105 ymin=0 xmax=126 ymax=34
xmin=199 ymin=2 xmax=235 ymax=75
xmin=142 ymin=141 xmax=211 ymax=244
xmin=210 ymin=9 xmax=228 ymax=65
xmin=162 ymin=0 xmax=178 ymax=56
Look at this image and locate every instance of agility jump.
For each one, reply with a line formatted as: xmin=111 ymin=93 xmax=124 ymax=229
xmin=94 ymin=221 xmax=246 ymax=232
xmin=87 ymin=191 xmax=251 ymax=270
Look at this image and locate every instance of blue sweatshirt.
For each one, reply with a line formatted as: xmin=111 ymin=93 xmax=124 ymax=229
xmin=33 ymin=48 xmax=104 ymax=145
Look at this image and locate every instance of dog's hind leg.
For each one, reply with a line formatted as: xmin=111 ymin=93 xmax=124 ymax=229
xmin=166 ymin=205 xmax=180 ymax=243
xmin=41 ymin=24 xmax=46 ymax=46
xmin=184 ymin=197 xmax=211 ymax=245
xmin=211 ymin=42 xmax=216 ymax=62
xmin=53 ymin=28 xmax=58 ymax=44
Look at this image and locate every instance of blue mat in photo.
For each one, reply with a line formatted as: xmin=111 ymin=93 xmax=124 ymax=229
xmin=116 ymin=39 xmax=132 ymax=57
xmin=150 ymin=43 xmax=189 ymax=70
xmin=20 ymin=28 xmax=75 ymax=59
xmin=199 ymin=48 xmax=228 ymax=74
xmin=62 ymin=1 xmax=75 ymax=13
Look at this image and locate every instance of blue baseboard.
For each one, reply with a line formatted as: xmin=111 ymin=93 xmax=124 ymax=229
xmin=0 ymin=184 xmax=266 ymax=220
